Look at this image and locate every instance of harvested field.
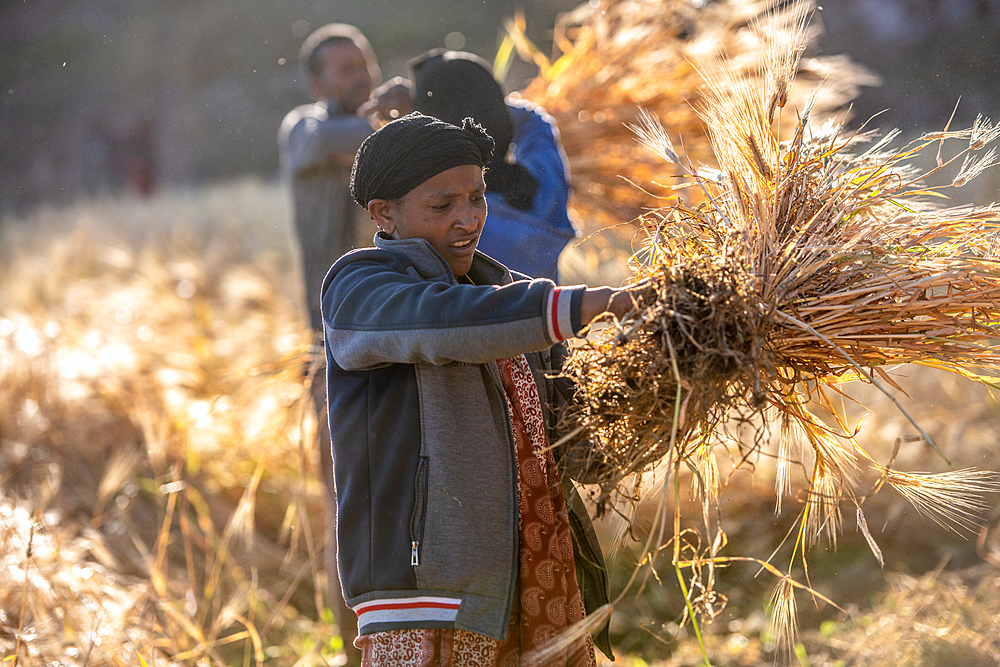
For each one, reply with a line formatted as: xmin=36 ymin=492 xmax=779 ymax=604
xmin=2 ymin=180 xmax=997 ymax=667
xmin=0 ymin=183 xmax=337 ymax=666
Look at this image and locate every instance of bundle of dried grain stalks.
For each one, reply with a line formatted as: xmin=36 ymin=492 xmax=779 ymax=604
xmin=561 ymin=0 xmax=1000 ymax=556
xmin=510 ymin=0 xmax=877 ymax=246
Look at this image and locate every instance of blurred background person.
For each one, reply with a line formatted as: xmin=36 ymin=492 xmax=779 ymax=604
xmin=411 ymin=49 xmax=577 ymax=283
xmin=277 ymin=22 xmax=383 ymax=666
xmin=279 ymin=23 xmax=380 ymax=335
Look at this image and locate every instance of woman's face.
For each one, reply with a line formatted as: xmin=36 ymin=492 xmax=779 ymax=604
xmin=371 ymin=164 xmax=487 ymax=278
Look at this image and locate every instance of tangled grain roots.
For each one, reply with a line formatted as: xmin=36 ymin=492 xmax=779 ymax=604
xmin=561 ymin=258 xmax=774 ymax=509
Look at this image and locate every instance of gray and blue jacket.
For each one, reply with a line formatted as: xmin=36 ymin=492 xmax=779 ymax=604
xmin=321 ymin=232 xmax=612 ymax=657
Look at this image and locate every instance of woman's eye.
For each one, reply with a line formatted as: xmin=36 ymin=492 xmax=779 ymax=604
xmin=430 ymin=203 xmax=450 ymax=212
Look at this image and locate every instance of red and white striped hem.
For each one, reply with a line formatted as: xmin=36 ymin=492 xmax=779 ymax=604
xmin=354 ymin=596 xmax=462 ymax=630
xmin=545 ymin=287 xmax=574 ymax=342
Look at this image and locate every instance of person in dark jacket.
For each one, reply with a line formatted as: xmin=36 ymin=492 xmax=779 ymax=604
xmin=322 ymin=112 xmax=635 ymax=666
xmin=411 ymin=50 xmax=577 ymax=283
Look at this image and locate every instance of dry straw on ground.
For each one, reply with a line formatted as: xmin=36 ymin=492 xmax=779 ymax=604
xmin=554 ymin=0 xmax=1000 ymax=652
xmin=0 ymin=183 xmax=341 ymax=666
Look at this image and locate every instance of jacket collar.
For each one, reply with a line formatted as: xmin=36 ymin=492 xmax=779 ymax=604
xmin=373 ymin=231 xmax=512 ymax=287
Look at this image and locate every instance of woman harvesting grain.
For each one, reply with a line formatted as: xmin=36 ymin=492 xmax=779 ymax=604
xmin=321 ymin=112 xmax=639 ymax=666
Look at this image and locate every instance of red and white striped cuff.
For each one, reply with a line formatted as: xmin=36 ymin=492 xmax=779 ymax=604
xmin=545 ymin=286 xmax=576 ymax=342
xmin=354 ymin=595 xmax=462 ymax=633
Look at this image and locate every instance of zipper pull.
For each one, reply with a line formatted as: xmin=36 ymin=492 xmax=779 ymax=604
xmin=411 ymin=541 xmax=420 ymax=567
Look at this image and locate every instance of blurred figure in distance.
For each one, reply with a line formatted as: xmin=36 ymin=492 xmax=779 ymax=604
xmin=410 ymin=49 xmax=578 ymax=283
xmin=278 ymin=22 xmax=388 ymax=667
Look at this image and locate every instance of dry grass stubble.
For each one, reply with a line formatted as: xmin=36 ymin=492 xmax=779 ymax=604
xmin=1 ymin=181 xmax=342 ymax=666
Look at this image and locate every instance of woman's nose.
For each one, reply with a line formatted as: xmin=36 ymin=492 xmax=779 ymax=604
xmin=454 ymin=201 xmax=482 ymax=230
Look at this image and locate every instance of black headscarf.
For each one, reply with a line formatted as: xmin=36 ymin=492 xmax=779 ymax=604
xmin=350 ymin=112 xmax=494 ymax=208
xmin=410 ymin=50 xmax=539 ymax=211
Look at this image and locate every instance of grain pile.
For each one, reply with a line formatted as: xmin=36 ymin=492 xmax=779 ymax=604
xmin=512 ymin=0 xmax=877 ymax=249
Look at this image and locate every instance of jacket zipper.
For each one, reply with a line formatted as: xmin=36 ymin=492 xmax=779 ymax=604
xmin=409 ymin=456 xmax=429 ymax=567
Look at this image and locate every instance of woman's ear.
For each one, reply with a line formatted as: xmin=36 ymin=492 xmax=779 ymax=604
xmin=368 ymin=199 xmax=396 ymax=236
